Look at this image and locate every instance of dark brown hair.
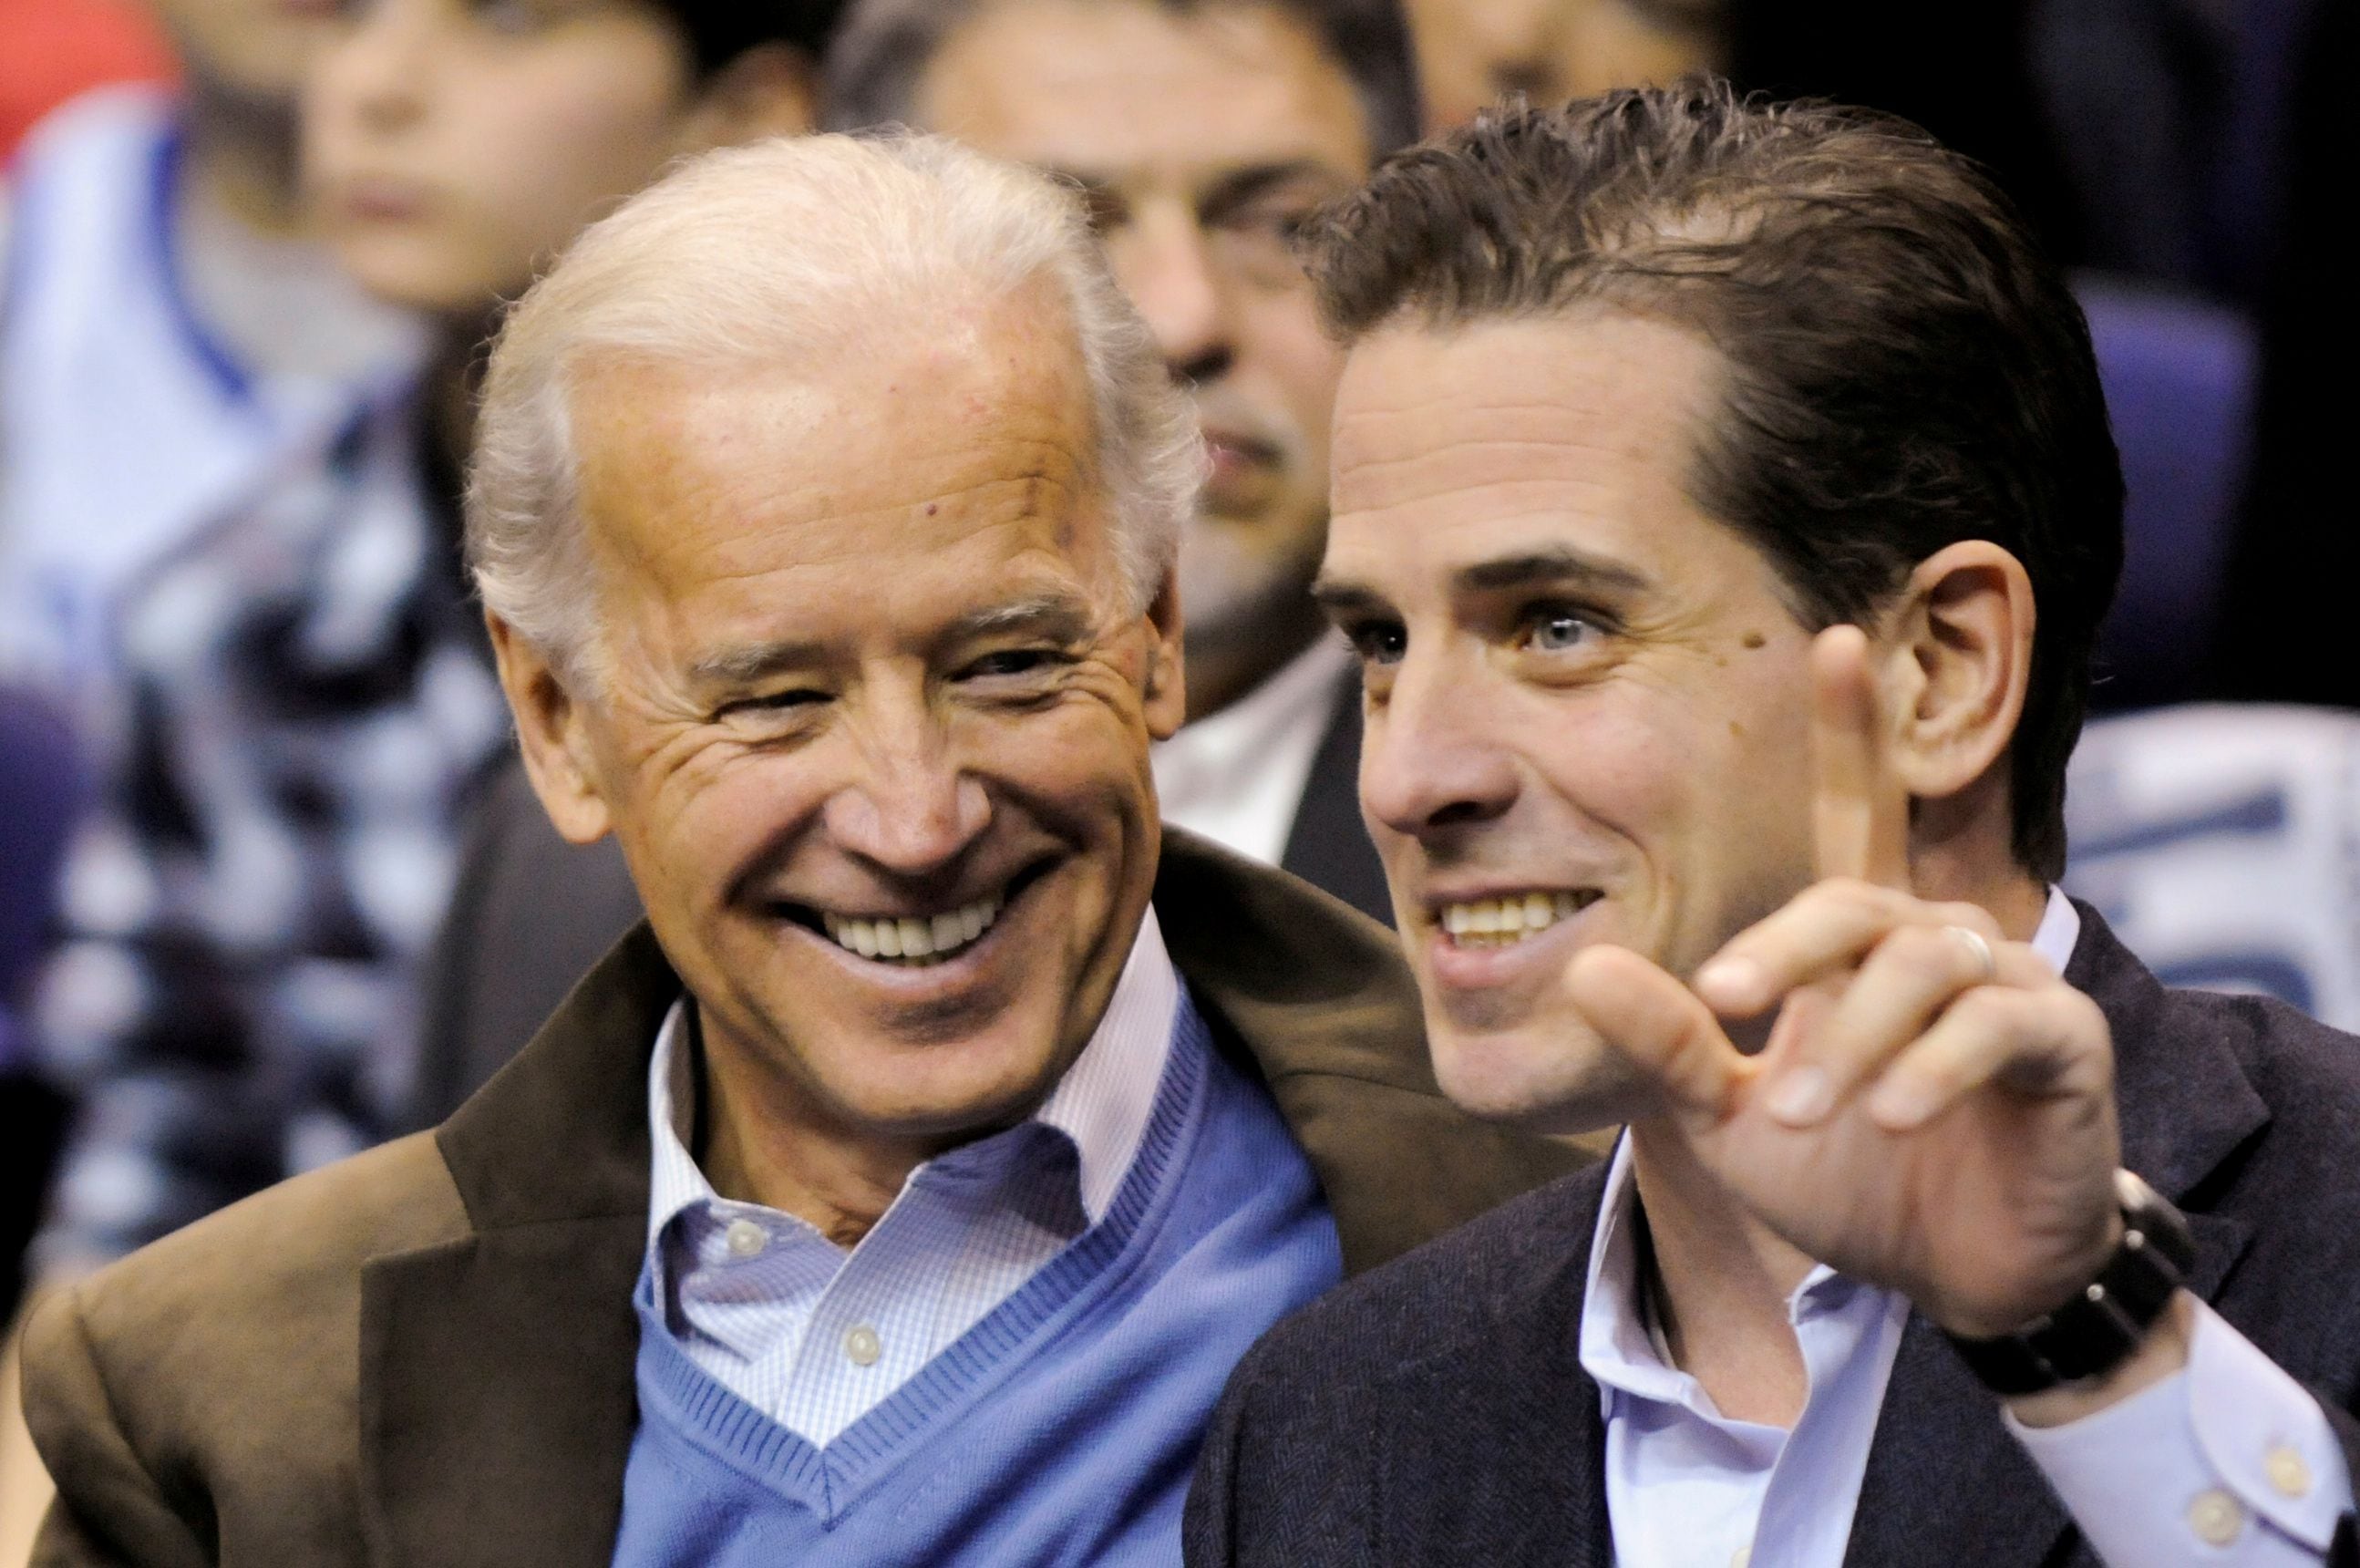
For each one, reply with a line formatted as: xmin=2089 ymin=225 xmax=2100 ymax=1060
xmin=657 ymin=0 xmax=850 ymax=77
xmin=1303 ymin=80 xmax=2123 ymax=879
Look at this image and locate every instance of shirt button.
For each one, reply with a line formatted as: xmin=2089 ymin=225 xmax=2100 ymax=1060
xmin=1730 ymin=1549 xmax=1751 ymax=1568
xmin=2188 ymin=1489 xmax=2244 ymax=1547
xmin=843 ymin=1325 xmax=881 ymax=1367
xmin=724 ymin=1219 xmax=767 ymax=1259
xmin=2267 ymin=1444 xmax=2314 ymax=1499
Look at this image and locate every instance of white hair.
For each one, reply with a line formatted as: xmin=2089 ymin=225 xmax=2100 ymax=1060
xmin=467 ymin=131 xmax=1204 ymax=683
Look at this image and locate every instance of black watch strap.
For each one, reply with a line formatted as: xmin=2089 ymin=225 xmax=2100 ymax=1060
xmin=1946 ymin=1170 xmax=2198 ymax=1397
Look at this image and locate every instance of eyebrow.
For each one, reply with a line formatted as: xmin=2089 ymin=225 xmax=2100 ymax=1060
xmin=947 ymin=592 xmax=1098 ymax=643
xmin=1312 ymin=547 xmax=1652 ymax=619
xmin=1197 ymin=160 xmax=1347 ymax=222
xmin=1042 ymin=160 xmax=1345 ymax=218
xmin=689 ymin=639 xmax=829 ymax=688
xmin=1453 ymin=549 xmax=1651 ymax=597
xmin=686 ymin=593 xmax=1098 ymax=686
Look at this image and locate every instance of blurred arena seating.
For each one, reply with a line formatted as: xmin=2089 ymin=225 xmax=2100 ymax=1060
xmin=2076 ymin=274 xmax=2259 ymax=712
xmin=2065 ymin=704 xmax=2360 ymax=1030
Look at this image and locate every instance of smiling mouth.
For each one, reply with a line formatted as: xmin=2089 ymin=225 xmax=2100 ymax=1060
xmin=774 ymin=864 xmax=1046 ymax=968
xmin=1437 ymin=890 xmax=1601 ymax=949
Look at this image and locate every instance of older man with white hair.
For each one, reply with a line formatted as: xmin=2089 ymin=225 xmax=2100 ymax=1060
xmin=15 ymin=134 xmax=1581 ymax=1568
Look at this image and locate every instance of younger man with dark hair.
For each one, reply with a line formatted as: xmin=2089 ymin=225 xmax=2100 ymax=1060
xmin=1190 ymin=84 xmax=2360 ymax=1566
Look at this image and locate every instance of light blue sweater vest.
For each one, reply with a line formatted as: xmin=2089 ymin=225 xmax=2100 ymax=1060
xmin=612 ymin=987 xmax=1342 ymax=1566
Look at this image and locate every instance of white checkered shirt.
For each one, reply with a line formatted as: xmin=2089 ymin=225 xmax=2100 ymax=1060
xmin=644 ymin=905 xmax=1180 ymax=1448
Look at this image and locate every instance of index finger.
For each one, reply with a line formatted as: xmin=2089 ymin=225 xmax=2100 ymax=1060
xmin=1810 ymin=624 xmax=1910 ymax=889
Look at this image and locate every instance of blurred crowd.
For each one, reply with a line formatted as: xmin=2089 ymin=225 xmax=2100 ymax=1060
xmin=0 ymin=0 xmax=2349 ymax=1492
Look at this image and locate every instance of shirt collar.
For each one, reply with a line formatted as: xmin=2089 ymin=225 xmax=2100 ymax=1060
xmin=645 ymin=903 xmax=1180 ymax=1250
xmin=1578 ymin=884 xmax=2085 ymax=1408
xmin=2031 ymin=883 xmax=2080 ymax=974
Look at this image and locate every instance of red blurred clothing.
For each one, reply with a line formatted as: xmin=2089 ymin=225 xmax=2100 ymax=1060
xmin=0 ymin=0 xmax=174 ymax=160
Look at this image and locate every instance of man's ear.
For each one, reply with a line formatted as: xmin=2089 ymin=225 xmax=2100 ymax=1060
xmin=488 ymin=611 xmax=616 ymax=845
xmin=1881 ymin=540 xmax=2035 ymax=805
xmin=673 ymin=44 xmax=819 ymax=154
xmin=1140 ymin=566 xmax=1188 ymax=741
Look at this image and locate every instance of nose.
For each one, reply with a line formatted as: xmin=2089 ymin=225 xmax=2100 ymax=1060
xmin=1118 ymin=207 xmax=1234 ymax=385
xmin=1358 ymin=644 xmax=1520 ymax=841
xmin=822 ymin=697 xmax=994 ymax=877
xmin=320 ymin=3 xmax=431 ymax=135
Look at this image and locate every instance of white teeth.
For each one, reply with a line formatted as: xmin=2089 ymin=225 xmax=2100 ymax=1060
xmin=823 ymin=894 xmax=1005 ymax=965
xmin=1437 ymin=891 xmax=1599 ymax=948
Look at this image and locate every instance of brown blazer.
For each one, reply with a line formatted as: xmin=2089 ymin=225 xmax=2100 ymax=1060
xmin=22 ymin=830 xmax=1588 ymax=1567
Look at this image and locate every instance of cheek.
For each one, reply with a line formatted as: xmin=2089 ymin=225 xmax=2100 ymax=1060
xmin=1530 ymin=692 xmax=1691 ymax=838
xmin=999 ymin=710 xmax=1158 ymax=827
xmin=601 ymin=723 xmax=814 ymax=913
xmin=1237 ymin=294 xmax=1343 ymax=459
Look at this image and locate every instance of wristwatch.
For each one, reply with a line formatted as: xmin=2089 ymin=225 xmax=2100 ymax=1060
xmin=1946 ymin=1169 xmax=2198 ymax=1397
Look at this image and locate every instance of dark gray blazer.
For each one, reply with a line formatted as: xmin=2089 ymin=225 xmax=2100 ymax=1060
xmin=1186 ymin=905 xmax=2360 ymax=1567
xmin=410 ymin=670 xmax=1386 ymax=1126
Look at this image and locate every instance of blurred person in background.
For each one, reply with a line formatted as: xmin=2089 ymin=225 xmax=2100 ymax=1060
xmin=0 ymin=0 xmax=422 ymax=709
xmin=1 ymin=2 xmax=420 ymax=1543
xmin=415 ymin=0 xmax=1424 ymax=1120
xmin=1403 ymin=0 xmax=1724 ymax=130
xmin=0 ymin=9 xmax=832 ymax=1548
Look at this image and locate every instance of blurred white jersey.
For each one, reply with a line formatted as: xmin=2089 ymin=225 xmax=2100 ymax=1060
xmin=2065 ymin=704 xmax=2360 ymax=1029
xmin=0 ymin=84 xmax=421 ymax=706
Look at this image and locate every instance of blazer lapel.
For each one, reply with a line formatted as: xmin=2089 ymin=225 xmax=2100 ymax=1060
xmin=1847 ymin=904 xmax=2268 ymax=1567
xmin=360 ymin=926 xmax=683 ymax=1568
xmin=1371 ymin=1171 xmax=1618 ymax=1566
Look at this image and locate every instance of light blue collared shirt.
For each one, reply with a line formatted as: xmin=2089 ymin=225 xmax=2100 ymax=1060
xmin=1582 ymin=888 xmax=2353 ymax=1565
xmin=641 ymin=906 xmax=1180 ymax=1449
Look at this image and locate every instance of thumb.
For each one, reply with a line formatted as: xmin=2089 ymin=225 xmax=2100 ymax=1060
xmin=1565 ymin=945 xmax=1747 ymax=1130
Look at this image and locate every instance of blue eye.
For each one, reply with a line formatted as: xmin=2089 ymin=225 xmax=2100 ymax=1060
xmin=1525 ymin=610 xmax=1594 ymax=652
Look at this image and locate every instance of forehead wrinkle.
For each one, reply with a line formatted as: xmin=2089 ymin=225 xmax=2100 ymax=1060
xmin=1333 ymin=466 xmax=1633 ymax=530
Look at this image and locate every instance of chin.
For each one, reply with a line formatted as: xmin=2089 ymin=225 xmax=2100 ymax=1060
xmin=833 ymin=1047 xmax=1067 ymax=1143
xmin=331 ymin=244 xmax=484 ymax=319
xmin=1429 ymin=1022 xmax=1636 ymax=1135
xmin=819 ymin=996 xmax=1078 ymax=1133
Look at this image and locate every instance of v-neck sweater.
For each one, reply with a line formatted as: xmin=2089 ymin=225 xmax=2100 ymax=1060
xmin=611 ymin=988 xmax=1342 ymax=1565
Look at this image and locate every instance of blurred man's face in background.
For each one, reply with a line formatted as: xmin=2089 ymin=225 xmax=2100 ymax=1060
xmin=303 ymin=0 xmax=705 ymax=316
xmin=918 ymin=0 xmax=1373 ymax=719
xmin=146 ymin=0 xmax=338 ymax=109
xmin=1404 ymin=0 xmax=1721 ymax=129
